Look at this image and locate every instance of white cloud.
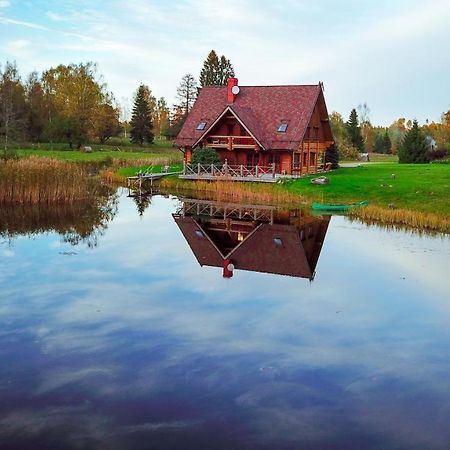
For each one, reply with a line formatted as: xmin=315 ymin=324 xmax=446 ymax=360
xmin=0 ymin=0 xmax=10 ymax=8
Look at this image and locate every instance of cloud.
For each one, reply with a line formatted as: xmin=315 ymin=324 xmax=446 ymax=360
xmin=0 ymin=0 xmax=10 ymax=8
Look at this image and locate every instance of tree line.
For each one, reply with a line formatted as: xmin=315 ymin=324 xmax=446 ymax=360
xmin=330 ymin=104 xmax=450 ymax=163
xmin=1 ymin=49 xmax=449 ymax=164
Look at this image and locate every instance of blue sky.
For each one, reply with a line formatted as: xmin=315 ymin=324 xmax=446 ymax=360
xmin=0 ymin=0 xmax=449 ymax=125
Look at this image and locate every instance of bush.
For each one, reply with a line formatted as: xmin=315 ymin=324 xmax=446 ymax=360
xmin=191 ymin=148 xmax=221 ymax=166
xmin=1 ymin=148 xmax=19 ymax=161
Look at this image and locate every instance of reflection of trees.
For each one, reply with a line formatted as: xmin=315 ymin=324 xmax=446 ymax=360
xmin=132 ymin=193 xmax=152 ymax=217
xmin=0 ymin=186 xmax=118 ymax=248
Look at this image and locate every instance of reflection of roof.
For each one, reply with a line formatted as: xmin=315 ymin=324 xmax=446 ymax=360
xmin=174 ymin=215 xmax=330 ymax=279
xmin=175 ymin=84 xmax=323 ymax=151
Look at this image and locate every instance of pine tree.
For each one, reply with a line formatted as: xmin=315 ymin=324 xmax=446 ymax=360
xmin=398 ymin=119 xmax=428 ymax=163
xmin=129 ymin=84 xmax=154 ymax=145
xmin=199 ymin=50 xmax=235 ymax=87
xmin=176 ymin=74 xmax=197 ymax=116
xmin=324 ymin=143 xmax=339 ymax=168
xmin=383 ymin=131 xmax=392 ymax=154
xmin=346 ymin=108 xmax=365 ymax=152
xmin=374 ymin=133 xmax=384 ymax=153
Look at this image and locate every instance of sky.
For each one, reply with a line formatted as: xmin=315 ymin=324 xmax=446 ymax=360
xmin=0 ymin=0 xmax=449 ymax=125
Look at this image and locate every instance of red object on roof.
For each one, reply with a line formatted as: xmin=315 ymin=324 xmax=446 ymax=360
xmin=176 ymin=82 xmax=322 ymax=151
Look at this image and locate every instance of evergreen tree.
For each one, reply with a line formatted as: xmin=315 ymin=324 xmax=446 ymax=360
xmin=324 ymin=143 xmax=339 ymax=169
xmin=398 ymin=119 xmax=428 ymax=163
xmin=199 ymin=50 xmax=234 ymax=87
xmin=374 ymin=133 xmax=384 ymax=153
xmin=129 ymin=84 xmax=154 ymax=145
xmin=383 ymin=131 xmax=392 ymax=154
xmin=176 ymin=74 xmax=197 ymax=116
xmin=346 ymin=108 xmax=365 ymax=152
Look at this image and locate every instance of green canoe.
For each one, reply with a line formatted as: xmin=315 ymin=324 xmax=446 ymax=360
xmin=311 ymin=200 xmax=369 ymax=211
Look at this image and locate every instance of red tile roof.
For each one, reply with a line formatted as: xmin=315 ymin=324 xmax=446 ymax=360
xmin=176 ymin=84 xmax=322 ymax=151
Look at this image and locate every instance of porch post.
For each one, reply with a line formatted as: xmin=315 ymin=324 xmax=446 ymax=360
xmin=240 ymin=165 xmax=243 ymax=176
xmin=211 ymin=164 xmax=214 ymax=176
xmin=197 ymin=163 xmax=201 ymax=175
xmin=183 ymin=159 xmax=186 ymax=175
xmin=255 ymin=165 xmax=259 ymax=178
xmin=272 ymin=162 xmax=275 ymax=178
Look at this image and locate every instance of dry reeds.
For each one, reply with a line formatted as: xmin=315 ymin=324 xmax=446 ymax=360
xmin=0 ymin=157 xmax=101 ymax=204
xmin=159 ymin=178 xmax=306 ymax=206
xmin=349 ymin=205 xmax=450 ymax=234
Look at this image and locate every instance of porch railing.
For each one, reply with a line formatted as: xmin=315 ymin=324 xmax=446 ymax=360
xmin=183 ymin=160 xmax=276 ymax=179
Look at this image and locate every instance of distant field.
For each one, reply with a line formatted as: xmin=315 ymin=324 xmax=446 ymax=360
xmin=14 ymin=139 xmax=181 ymax=162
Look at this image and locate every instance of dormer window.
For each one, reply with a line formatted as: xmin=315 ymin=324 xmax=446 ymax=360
xmin=196 ymin=121 xmax=207 ymax=130
xmin=277 ymin=122 xmax=288 ymax=132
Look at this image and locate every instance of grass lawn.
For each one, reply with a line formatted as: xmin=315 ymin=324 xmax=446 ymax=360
xmin=117 ymin=163 xmax=183 ymax=177
xmin=283 ymin=163 xmax=450 ymax=215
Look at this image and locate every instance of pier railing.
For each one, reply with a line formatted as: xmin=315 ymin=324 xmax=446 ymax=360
xmin=183 ymin=160 xmax=276 ymax=179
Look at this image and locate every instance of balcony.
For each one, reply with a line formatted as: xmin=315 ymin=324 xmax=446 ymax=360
xmin=204 ymin=135 xmax=256 ymax=150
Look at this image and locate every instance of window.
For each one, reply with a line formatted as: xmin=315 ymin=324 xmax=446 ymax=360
xmin=277 ymin=122 xmax=288 ymax=132
xmin=310 ymin=152 xmax=316 ymax=166
xmin=196 ymin=121 xmax=207 ymax=130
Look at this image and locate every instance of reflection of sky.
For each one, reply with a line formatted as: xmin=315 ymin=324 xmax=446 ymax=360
xmin=1 ymin=192 xmax=450 ymax=450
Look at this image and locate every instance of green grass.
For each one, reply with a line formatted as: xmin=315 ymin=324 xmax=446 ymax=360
xmin=283 ymin=163 xmax=450 ymax=215
xmin=11 ymin=139 xmax=180 ymax=162
xmin=117 ymin=164 xmax=183 ymax=177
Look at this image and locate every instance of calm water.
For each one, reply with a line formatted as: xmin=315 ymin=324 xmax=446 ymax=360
xmin=1 ymin=189 xmax=450 ymax=450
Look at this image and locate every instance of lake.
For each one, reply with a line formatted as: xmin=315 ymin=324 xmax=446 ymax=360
xmin=1 ymin=189 xmax=449 ymax=450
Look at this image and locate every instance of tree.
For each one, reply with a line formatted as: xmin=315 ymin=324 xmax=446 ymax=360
xmin=398 ymin=119 xmax=428 ymax=163
xmin=154 ymin=97 xmax=170 ymax=139
xmin=383 ymin=131 xmax=392 ymax=154
xmin=346 ymin=108 xmax=365 ymax=152
xmin=163 ymin=105 xmax=186 ymax=140
xmin=94 ymin=101 xmax=120 ymax=143
xmin=0 ymin=61 xmax=26 ymax=149
xmin=324 ymin=143 xmax=339 ymax=169
xmin=199 ymin=50 xmax=235 ymax=88
xmin=374 ymin=133 xmax=385 ymax=153
xmin=24 ymin=72 xmax=46 ymax=142
xmin=129 ymin=84 xmax=154 ymax=145
xmin=41 ymin=62 xmax=111 ymax=146
xmin=176 ymin=74 xmax=197 ymax=116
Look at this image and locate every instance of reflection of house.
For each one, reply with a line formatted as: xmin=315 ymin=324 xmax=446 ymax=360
xmin=173 ymin=200 xmax=330 ymax=280
xmin=176 ymin=78 xmax=334 ymax=176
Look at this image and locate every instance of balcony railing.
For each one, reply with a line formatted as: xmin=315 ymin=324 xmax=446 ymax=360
xmin=182 ymin=160 xmax=276 ymax=180
xmin=204 ymin=135 xmax=256 ymax=149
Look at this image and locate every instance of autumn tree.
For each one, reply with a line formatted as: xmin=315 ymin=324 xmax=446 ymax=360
xmin=199 ymin=50 xmax=235 ymax=87
xmin=94 ymin=101 xmax=120 ymax=143
xmin=41 ymin=62 xmax=116 ymax=146
xmin=329 ymin=111 xmax=358 ymax=159
xmin=24 ymin=71 xmax=46 ymax=142
xmin=130 ymin=84 xmax=154 ymax=145
xmin=0 ymin=61 xmax=26 ymax=149
xmin=154 ymin=97 xmax=170 ymax=139
xmin=398 ymin=119 xmax=428 ymax=163
xmin=176 ymin=74 xmax=197 ymax=116
xmin=346 ymin=108 xmax=365 ymax=152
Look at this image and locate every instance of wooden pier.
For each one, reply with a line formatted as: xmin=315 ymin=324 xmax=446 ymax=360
xmin=126 ymin=171 xmax=181 ymax=189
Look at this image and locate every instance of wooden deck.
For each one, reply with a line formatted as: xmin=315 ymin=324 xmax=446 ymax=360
xmin=126 ymin=171 xmax=181 ymax=188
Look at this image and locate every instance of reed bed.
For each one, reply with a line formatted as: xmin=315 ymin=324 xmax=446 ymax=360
xmin=349 ymin=205 xmax=450 ymax=234
xmin=159 ymin=178 xmax=306 ymax=205
xmin=0 ymin=157 xmax=101 ymax=204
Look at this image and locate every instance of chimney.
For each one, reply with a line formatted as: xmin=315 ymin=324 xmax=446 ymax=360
xmin=227 ymin=77 xmax=239 ymax=103
xmin=223 ymin=259 xmax=234 ymax=278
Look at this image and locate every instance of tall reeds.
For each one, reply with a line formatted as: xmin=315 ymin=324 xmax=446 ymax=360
xmin=0 ymin=157 xmax=101 ymax=204
xmin=349 ymin=205 xmax=450 ymax=234
xmin=159 ymin=178 xmax=307 ymax=205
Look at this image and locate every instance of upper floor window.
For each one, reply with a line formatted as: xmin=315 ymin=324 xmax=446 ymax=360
xmin=196 ymin=121 xmax=207 ymax=130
